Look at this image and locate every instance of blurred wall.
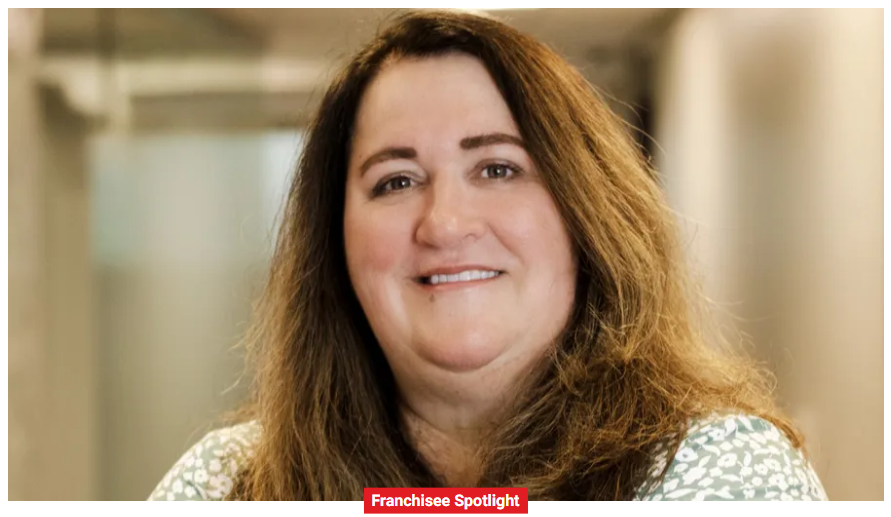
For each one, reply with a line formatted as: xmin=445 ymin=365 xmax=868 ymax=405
xmin=90 ymin=132 xmax=298 ymax=500
xmin=44 ymin=88 xmax=98 ymax=501
xmin=10 ymin=9 xmax=99 ymax=500
xmin=654 ymin=9 xmax=883 ymax=501
xmin=9 ymin=8 xmax=51 ymax=502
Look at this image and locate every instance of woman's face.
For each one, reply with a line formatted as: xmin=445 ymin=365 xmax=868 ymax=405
xmin=344 ymin=53 xmax=576 ymax=380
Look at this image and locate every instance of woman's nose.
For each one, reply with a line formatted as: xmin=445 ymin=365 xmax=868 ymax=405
xmin=415 ymin=177 xmax=485 ymax=249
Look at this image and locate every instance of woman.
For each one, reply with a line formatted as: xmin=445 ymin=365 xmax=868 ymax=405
xmin=150 ymin=10 xmax=826 ymax=501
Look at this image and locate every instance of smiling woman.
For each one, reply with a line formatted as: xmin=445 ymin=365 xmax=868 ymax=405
xmin=345 ymin=53 xmax=576 ymax=384
xmin=149 ymin=10 xmax=826 ymax=501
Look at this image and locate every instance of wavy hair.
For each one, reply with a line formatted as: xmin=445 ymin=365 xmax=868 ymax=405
xmin=229 ymin=10 xmax=800 ymax=500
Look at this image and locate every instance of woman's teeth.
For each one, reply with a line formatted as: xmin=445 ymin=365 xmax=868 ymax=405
xmin=428 ymin=270 xmax=501 ymax=285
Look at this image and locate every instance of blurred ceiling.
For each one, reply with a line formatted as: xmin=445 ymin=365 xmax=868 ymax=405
xmin=42 ymin=9 xmax=258 ymax=55
xmin=43 ymin=8 xmax=671 ymax=58
xmin=39 ymin=8 xmax=675 ymax=130
xmin=212 ymin=8 xmax=671 ymax=60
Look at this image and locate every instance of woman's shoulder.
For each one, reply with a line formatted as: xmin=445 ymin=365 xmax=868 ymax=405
xmin=637 ymin=413 xmax=828 ymax=501
xmin=148 ymin=421 xmax=261 ymax=501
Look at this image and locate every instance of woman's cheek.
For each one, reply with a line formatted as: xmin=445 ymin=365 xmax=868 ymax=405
xmin=346 ymin=209 xmax=410 ymax=300
xmin=487 ymin=188 xmax=553 ymax=241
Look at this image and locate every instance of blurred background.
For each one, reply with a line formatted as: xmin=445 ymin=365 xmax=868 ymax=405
xmin=7 ymin=8 xmax=883 ymax=501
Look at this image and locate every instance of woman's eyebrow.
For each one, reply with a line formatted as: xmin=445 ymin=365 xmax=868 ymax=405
xmin=358 ymin=133 xmax=525 ymax=177
xmin=460 ymin=132 xmax=525 ymax=150
xmin=359 ymin=147 xmax=417 ymax=177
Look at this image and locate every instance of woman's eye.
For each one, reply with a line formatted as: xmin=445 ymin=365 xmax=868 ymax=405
xmin=372 ymin=175 xmax=414 ymax=197
xmin=481 ymin=163 xmax=517 ymax=180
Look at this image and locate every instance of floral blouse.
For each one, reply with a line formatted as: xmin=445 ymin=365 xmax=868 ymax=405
xmin=149 ymin=413 xmax=827 ymax=501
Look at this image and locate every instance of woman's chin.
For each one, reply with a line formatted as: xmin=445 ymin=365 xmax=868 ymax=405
xmin=414 ymin=339 xmax=509 ymax=373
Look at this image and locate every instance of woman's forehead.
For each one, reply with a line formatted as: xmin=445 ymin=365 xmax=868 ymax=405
xmin=350 ymin=54 xmax=520 ymax=160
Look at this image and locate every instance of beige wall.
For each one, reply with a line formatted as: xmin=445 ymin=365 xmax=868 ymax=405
xmin=9 ymin=8 xmax=51 ymax=502
xmin=43 ymin=88 xmax=98 ymax=500
xmin=9 ymin=9 xmax=98 ymax=500
xmin=91 ymin=133 xmax=287 ymax=499
xmin=655 ymin=9 xmax=883 ymax=501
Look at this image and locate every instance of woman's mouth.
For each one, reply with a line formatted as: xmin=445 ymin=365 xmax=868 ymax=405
xmin=418 ymin=269 xmax=503 ymax=286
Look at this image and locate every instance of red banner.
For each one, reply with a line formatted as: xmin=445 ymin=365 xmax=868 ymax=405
xmin=364 ymin=487 xmax=528 ymax=514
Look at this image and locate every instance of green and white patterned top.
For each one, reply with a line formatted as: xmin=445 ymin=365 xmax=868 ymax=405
xmin=149 ymin=413 xmax=827 ymax=501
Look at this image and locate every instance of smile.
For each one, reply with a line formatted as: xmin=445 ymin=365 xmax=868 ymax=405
xmin=421 ymin=269 xmax=503 ymax=285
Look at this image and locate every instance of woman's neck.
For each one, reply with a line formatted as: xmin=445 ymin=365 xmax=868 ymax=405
xmin=397 ymin=368 xmax=526 ymax=486
xmin=394 ymin=347 xmax=548 ymax=486
xmin=401 ymin=404 xmax=483 ymax=487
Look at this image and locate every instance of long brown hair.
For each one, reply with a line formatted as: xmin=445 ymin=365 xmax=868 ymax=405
xmin=230 ymin=10 xmax=800 ymax=500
